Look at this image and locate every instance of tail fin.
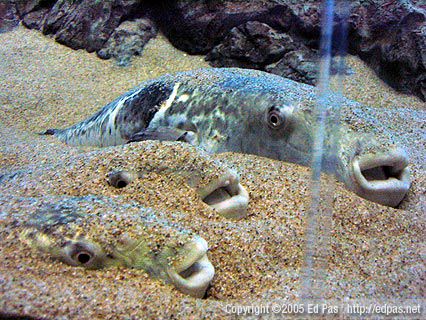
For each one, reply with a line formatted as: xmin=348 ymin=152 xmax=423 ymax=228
xmin=38 ymin=129 xmax=58 ymax=135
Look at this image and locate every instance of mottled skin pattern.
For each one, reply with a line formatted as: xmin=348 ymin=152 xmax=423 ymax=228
xmin=1 ymin=194 xmax=214 ymax=298
xmin=2 ymin=195 xmax=193 ymax=274
xmin=48 ymin=81 xmax=173 ymax=146
xmin=47 ymin=68 xmax=411 ymax=207
xmin=0 ymin=141 xmax=254 ymax=297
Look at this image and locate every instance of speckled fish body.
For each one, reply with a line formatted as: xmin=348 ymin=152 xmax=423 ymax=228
xmin=47 ymin=68 xmax=412 ymax=207
xmin=0 ymin=141 xmax=249 ymax=219
xmin=0 ymin=194 xmax=214 ymax=298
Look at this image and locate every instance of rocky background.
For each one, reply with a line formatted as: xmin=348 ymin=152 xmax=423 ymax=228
xmin=1 ymin=0 xmax=425 ymax=101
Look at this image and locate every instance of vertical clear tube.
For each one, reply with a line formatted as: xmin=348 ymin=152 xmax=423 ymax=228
xmin=300 ymin=0 xmax=349 ymax=303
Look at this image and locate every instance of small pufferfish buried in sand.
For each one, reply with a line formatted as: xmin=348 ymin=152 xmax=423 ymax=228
xmin=103 ymin=141 xmax=249 ymax=220
xmin=2 ymin=194 xmax=215 ymax=298
xmin=0 ymin=141 xmax=252 ymax=298
xmin=43 ymin=67 xmax=411 ymax=208
xmin=0 ymin=141 xmax=249 ymax=220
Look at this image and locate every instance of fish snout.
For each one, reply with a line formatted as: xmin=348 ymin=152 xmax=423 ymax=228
xmin=167 ymin=237 xmax=215 ymax=298
xmin=351 ymin=148 xmax=411 ymax=207
xmin=200 ymin=172 xmax=249 ymax=219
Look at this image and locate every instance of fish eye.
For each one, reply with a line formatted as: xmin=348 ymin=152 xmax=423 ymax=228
xmin=73 ymin=250 xmax=93 ymax=265
xmin=61 ymin=241 xmax=104 ymax=268
xmin=66 ymin=242 xmax=96 ymax=266
xmin=107 ymin=170 xmax=135 ymax=188
xmin=267 ymin=109 xmax=285 ymax=129
xmin=116 ymin=180 xmax=127 ymax=188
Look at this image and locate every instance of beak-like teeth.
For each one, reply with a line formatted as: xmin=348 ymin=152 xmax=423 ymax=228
xmin=167 ymin=237 xmax=215 ymax=298
xmin=208 ymin=183 xmax=249 ymax=219
xmin=201 ymin=174 xmax=249 ymax=219
xmin=172 ymin=237 xmax=208 ymax=273
xmin=352 ymin=149 xmax=411 ymax=207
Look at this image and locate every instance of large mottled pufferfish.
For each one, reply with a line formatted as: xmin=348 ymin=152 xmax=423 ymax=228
xmin=44 ymin=68 xmax=411 ymax=207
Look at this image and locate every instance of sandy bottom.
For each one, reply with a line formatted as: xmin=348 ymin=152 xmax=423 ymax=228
xmin=0 ymin=27 xmax=424 ymax=319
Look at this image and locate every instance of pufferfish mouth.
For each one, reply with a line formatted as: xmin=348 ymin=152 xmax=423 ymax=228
xmin=351 ymin=148 xmax=411 ymax=207
xmin=107 ymin=170 xmax=249 ymax=219
xmin=200 ymin=173 xmax=249 ymax=219
xmin=166 ymin=237 xmax=215 ymax=298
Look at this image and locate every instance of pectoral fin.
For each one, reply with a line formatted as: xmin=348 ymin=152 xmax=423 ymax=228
xmin=127 ymin=127 xmax=196 ymax=144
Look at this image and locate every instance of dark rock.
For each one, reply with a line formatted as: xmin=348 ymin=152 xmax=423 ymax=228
xmin=41 ymin=0 xmax=143 ymax=53
xmin=4 ymin=0 xmax=424 ymax=100
xmin=22 ymin=8 xmax=49 ymax=30
xmin=150 ymin=0 xmax=425 ymax=100
xmin=266 ymin=51 xmax=354 ymax=85
xmin=205 ymin=19 xmax=356 ymax=86
xmin=97 ymin=18 xmax=157 ymax=67
xmin=205 ymin=20 xmax=320 ymax=85
xmin=349 ymin=1 xmax=426 ymax=101
xmin=266 ymin=49 xmax=318 ymax=85
xmin=206 ymin=21 xmax=295 ymax=68
xmin=15 ymin=0 xmax=50 ymax=17
xmin=146 ymin=0 xmax=426 ymax=100
xmin=44 ymin=1 xmax=119 ymax=52
xmin=149 ymin=1 xmax=311 ymax=54
xmin=0 ymin=2 xmax=20 ymax=33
